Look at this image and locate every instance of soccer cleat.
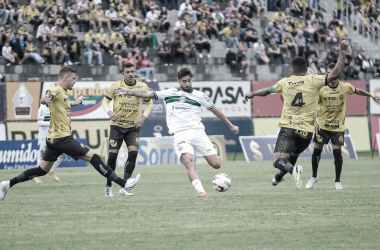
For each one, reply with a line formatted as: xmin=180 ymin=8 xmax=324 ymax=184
xmin=292 ymin=165 xmax=303 ymax=190
xmin=34 ymin=177 xmax=43 ymax=183
xmin=306 ymin=177 xmax=318 ymax=189
xmin=272 ymin=175 xmax=286 ymax=186
xmin=197 ymin=192 xmax=208 ymax=198
xmin=105 ymin=186 xmax=113 ymax=197
xmin=119 ymin=188 xmax=133 ymax=196
xmin=48 ymin=172 xmax=60 ymax=182
xmin=124 ymin=174 xmax=141 ymax=192
xmin=335 ymin=182 xmax=343 ymax=190
xmin=0 ymin=181 xmax=10 ymax=201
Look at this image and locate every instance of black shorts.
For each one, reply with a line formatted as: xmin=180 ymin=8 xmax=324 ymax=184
xmin=313 ymin=129 xmax=344 ymax=146
xmin=109 ymin=125 xmax=140 ymax=150
xmin=43 ymin=136 xmax=90 ymax=162
xmin=274 ymin=127 xmax=313 ymax=154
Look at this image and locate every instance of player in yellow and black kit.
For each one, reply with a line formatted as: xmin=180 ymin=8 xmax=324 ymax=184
xmin=306 ymin=63 xmax=380 ymax=190
xmin=245 ymin=40 xmax=350 ymax=189
xmin=101 ymin=63 xmax=153 ymax=197
xmin=0 ymin=66 xmax=138 ymax=202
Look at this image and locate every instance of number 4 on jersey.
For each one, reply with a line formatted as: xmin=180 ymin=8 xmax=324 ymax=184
xmin=291 ymin=92 xmax=305 ymax=107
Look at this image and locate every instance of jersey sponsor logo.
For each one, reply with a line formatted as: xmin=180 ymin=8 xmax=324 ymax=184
xmin=339 ymin=95 xmax=344 ymax=100
xmin=172 ymin=106 xmax=191 ymax=110
xmin=288 ymin=81 xmax=305 ymax=86
xmin=326 ymin=102 xmax=344 ymax=108
xmin=110 ymin=139 xmax=117 ymax=147
xmin=120 ymin=108 xmax=138 ymax=113
xmin=118 ymin=102 xmax=140 ymax=106
xmin=289 ymin=121 xmax=303 ymax=126
xmin=324 ymin=124 xmax=340 ymax=129
xmin=325 ymin=120 xmax=339 ymax=124
xmin=323 ymin=97 xmax=336 ymax=101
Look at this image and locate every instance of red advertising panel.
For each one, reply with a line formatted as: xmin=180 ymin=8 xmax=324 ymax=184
xmin=371 ymin=115 xmax=380 ymax=150
xmin=252 ymin=80 xmax=367 ymax=117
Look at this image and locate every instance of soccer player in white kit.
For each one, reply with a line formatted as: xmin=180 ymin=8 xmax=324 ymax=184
xmin=112 ymin=68 xmax=239 ymax=197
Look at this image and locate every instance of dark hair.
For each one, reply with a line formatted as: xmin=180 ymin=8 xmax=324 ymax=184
xmin=291 ymin=56 xmax=307 ymax=74
xmin=178 ymin=68 xmax=193 ymax=80
xmin=59 ymin=66 xmax=76 ymax=79
xmin=123 ymin=63 xmax=135 ymax=70
xmin=327 ymin=63 xmax=335 ymax=69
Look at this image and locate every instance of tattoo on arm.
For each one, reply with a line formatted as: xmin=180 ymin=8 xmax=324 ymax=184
xmin=253 ymin=87 xmax=271 ymax=97
xmin=129 ymin=90 xmax=154 ymax=98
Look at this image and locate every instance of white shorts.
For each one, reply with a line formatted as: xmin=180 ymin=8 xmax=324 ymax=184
xmin=38 ymin=127 xmax=49 ymax=151
xmin=173 ymin=129 xmax=216 ymax=161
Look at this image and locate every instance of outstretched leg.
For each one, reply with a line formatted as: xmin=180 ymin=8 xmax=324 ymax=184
xmin=181 ymin=152 xmax=207 ymax=197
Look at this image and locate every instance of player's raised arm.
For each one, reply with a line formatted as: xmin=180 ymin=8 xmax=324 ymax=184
xmin=244 ymin=87 xmax=272 ymax=101
xmin=326 ymin=40 xmax=350 ymax=83
xmin=40 ymin=90 xmax=52 ymax=104
xmin=113 ymin=87 xmax=155 ymax=99
xmin=355 ymin=88 xmax=380 ymax=103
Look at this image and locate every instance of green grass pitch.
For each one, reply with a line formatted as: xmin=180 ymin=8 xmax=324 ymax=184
xmin=1 ymin=158 xmax=380 ymax=249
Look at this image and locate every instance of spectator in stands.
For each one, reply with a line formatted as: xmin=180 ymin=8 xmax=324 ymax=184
xmin=315 ymin=7 xmax=325 ymax=27
xmin=267 ymin=39 xmax=285 ymax=65
xmin=325 ymin=47 xmax=338 ymax=66
xmin=374 ymin=59 xmax=380 ymax=75
xmin=116 ymin=5 xmax=128 ymax=25
xmin=51 ymin=23 xmax=63 ymax=41
xmin=139 ymin=50 xmax=156 ymax=82
xmin=159 ymin=6 xmax=170 ymax=32
xmin=211 ymin=7 xmax=225 ymax=31
xmin=11 ymin=33 xmax=29 ymax=65
xmin=196 ymin=2 xmax=211 ymax=21
xmin=106 ymin=5 xmax=120 ymax=28
xmin=362 ymin=0 xmax=374 ymax=14
xmin=158 ymin=38 xmax=173 ymax=66
xmin=172 ymin=37 xmax=187 ymax=64
xmin=294 ymin=30 xmax=307 ymax=57
xmin=97 ymin=27 xmax=115 ymax=56
xmin=316 ymin=59 xmax=326 ymax=74
xmin=16 ymin=18 xmax=29 ymax=41
xmin=328 ymin=16 xmax=339 ymax=28
xmin=146 ymin=6 xmax=161 ymax=32
xmin=25 ymin=35 xmax=45 ymax=64
xmin=0 ymin=21 xmax=13 ymax=44
xmin=196 ymin=30 xmax=211 ymax=58
xmin=174 ymin=17 xmax=191 ymax=39
xmin=253 ymin=38 xmax=270 ymax=64
xmin=68 ymin=36 xmax=81 ymax=65
xmin=362 ymin=55 xmax=379 ymax=77
xmin=244 ymin=22 xmax=258 ymax=48
xmin=344 ymin=61 xmax=360 ymax=80
xmin=350 ymin=7 xmax=363 ymax=27
xmin=117 ymin=44 xmax=129 ymax=72
xmin=84 ymin=29 xmax=95 ymax=46
xmin=28 ymin=3 xmax=43 ymax=32
xmin=135 ymin=20 xmax=149 ymax=47
xmin=183 ymin=38 xmax=197 ymax=64
xmin=42 ymin=40 xmax=51 ymax=64
xmin=109 ymin=27 xmax=124 ymax=51
xmin=281 ymin=32 xmax=298 ymax=57
xmin=124 ymin=52 xmax=137 ymax=67
xmin=344 ymin=44 xmax=353 ymax=65
xmin=84 ymin=38 xmax=103 ymax=66
xmin=237 ymin=45 xmax=248 ymax=73
xmin=356 ymin=49 xmax=365 ymax=66
xmin=0 ymin=0 xmax=10 ymax=23
xmin=327 ymin=24 xmax=338 ymax=45
xmin=290 ymin=0 xmax=303 ymax=17
xmin=223 ymin=22 xmax=239 ymax=49
xmin=336 ymin=21 xmax=347 ymax=42
xmin=206 ymin=18 xmax=218 ymax=39
xmin=8 ymin=0 xmax=23 ymax=22
xmin=94 ymin=4 xmax=112 ymax=32
xmin=57 ymin=6 xmax=72 ymax=27
xmin=223 ymin=6 xmax=235 ymax=24
xmin=272 ymin=9 xmax=286 ymax=24
xmin=2 ymin=41 xmax=16 ymax=65
xmin=316 ymin=25 xmax=327 ymax=49
xmin=62 ymin=24 xmax=76 ymax=42
xmin=49 ymin=36 xmax=71 ymax=65
xmin=179 ymin=0 xmax=197 ymax=23
xmin=284 ymin=7 xmax=294 ymax=24
xmin=225 ymin=47 xmax=240 ymax=70
xmin=124 ymin=20 xmax=136 ymax=45
xmin=253 ymin=0 xmax=266 ymax=17
xmin=306 ymin=45 xmax=318 ymax=64
xmin=78 ymin=10 xmax=96 ymax=32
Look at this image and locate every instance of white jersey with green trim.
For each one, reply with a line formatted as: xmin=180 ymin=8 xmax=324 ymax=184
xmin=153 ymin=87 xmax=215 ymax=134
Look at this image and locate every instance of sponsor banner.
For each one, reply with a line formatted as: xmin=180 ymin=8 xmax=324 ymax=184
xmin=0 ymin=85 xmax=5 ymax=121
xmin=252 ymin=80 xmax=367 ymax=117
xmin=104 ymin=135 xmax=227 ymax=166
xmin=239 ymin=135 xmax=357 ymax=162
xmin=0 ymin=123 xmax=5 ymax=141
xmin=0 ymin=139 xmax=87 ymax=170
xmin=253 ymin=117 xmax=370 ymax=151
xmin=6 ymin=82 xmax=42 ymax=120
xmin=370 ymin=79 xmax=380 ymax=114
xmin=370 ymin=116 xmax=380 ymax=150
xmin=42 ymin=82 xmax=166 ymax=120
xmin=158 ymin=81 xmax=251 ymax=118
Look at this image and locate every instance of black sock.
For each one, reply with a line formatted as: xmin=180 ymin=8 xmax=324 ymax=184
xmin=275 ymin=154 xmax=299 ymax=181
xmin=274 ymin=158 xmax=293 ymax=174
xmin=312 ymin=148 xmax=322 ymax=178
xmin=9 ymin=166 xmax=47 ymax=188
xmin=124 ymin=151 xmax=138 ymax=180
xmin=90 ymin=154 xmax=126 ymax=187
xmin=333 ymin=149 xmax=343 ymax=182
xmin=106 ymin=153 xmax=118 ymax=187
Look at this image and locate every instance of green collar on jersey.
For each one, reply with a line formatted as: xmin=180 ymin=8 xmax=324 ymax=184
xmin=177 ymin=87 xmax=193 ymax=93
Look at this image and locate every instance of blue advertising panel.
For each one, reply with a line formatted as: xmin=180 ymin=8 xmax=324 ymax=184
xmin=0 ymin=139 xmax=88 ymax=170
xmin=239 ymin=135 xmax=357 ymax=162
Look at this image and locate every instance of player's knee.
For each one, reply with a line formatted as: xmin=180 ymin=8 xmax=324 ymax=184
xmin=211 ymin=157 xmax=221 ymax=169
xmin=181 ymin=154 xmax=194 ymax=166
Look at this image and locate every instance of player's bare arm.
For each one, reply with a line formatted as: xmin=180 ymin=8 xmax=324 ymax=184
xmin=326 ymin=40 xmax=349 ymax=83
xmin=40 ymin=90 xmax=52 ymax=104
xmin=209 ymin=107 xmax=239 ymax=134
xmin=70 ymin=98 xmax=83 ymax=107
xmin=244 ymin=87 xmax=271 ymax=101
xmin=101 ymin=95 xmax=119 ymax=121
xmin=113 ymin=87 xmax=155 ymax=99
xmin=135 ymin=99 xmax=153 ymax=129
xmin=355 ymin=88 xmax=380 ymax=103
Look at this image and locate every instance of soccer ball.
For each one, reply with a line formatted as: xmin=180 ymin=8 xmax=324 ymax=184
xmin=212 ymin=173 xmax=231 ymax=192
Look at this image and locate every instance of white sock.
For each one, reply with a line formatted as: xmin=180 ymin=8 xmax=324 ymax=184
xmin=192 ymin=179 xmax=206 ymax=194
xmin=37 ymin=155 xmax=42 ymax=168
xmin=51 ymin=155 xmax=64 ymax=172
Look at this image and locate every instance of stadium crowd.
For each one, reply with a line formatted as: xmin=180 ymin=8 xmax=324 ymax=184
xmin=0 ymin=0 xmax=380 ymax=79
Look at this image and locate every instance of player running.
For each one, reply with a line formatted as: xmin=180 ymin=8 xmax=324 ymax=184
xmin=101 ymin=63 xmax=153 ymax=197
xmin=34 ymin=97 xmax=83 ymax=183
xmin=244 ymin=40 xmax=350 ymax=189
xmin=0 ymin=66 xmax=138 ymax=201
xmin=112 ymin=68 xmax=239 ymax=197
xmin=306 ymin=63 xmax=380 ymax=190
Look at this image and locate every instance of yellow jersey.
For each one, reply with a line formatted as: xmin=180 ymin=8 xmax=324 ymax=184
xmin=336 ymin=27 xmax=347 ymax=37
xmin=94 ymin=9 xmax=104 ymax=18
xmin=84 ymin=33 xmax=96 ymax=46
xmin=27 ymin=8 xmax=40 ymax=21
xmin=109 ymin=33 xmax=124 ymax=44
xmin=47 ymin=84 xmax=72 ymax=139
xmin=136 ymin=26 xmax=146 ymax=35
xmin=96 ymin=33 xmax=107 ymax=43
xmin=25 ymin=41 xmax=35 ymax=51
xmin=222 ymin=27 xmax=232 ymax=39
xmin=270 ymin=74 xmax=327 ymax=133
xmin=318 ymin=81 xmax=356 ymax=132
xmin=104 ymin=79 xmax=150 ymax=128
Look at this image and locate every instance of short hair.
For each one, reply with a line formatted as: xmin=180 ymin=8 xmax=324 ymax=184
xmin=123 ymin=63 xmax=135 ymax=70
xmin=327 ymin=63 xmax=335 ymax=69
xmin=59 ymin=66 xmax=76 ymax=79
xmin=178 ymin=68 xmax=193 ymax=80
xmin=291 ymin=56 xmax=307 ymax=74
